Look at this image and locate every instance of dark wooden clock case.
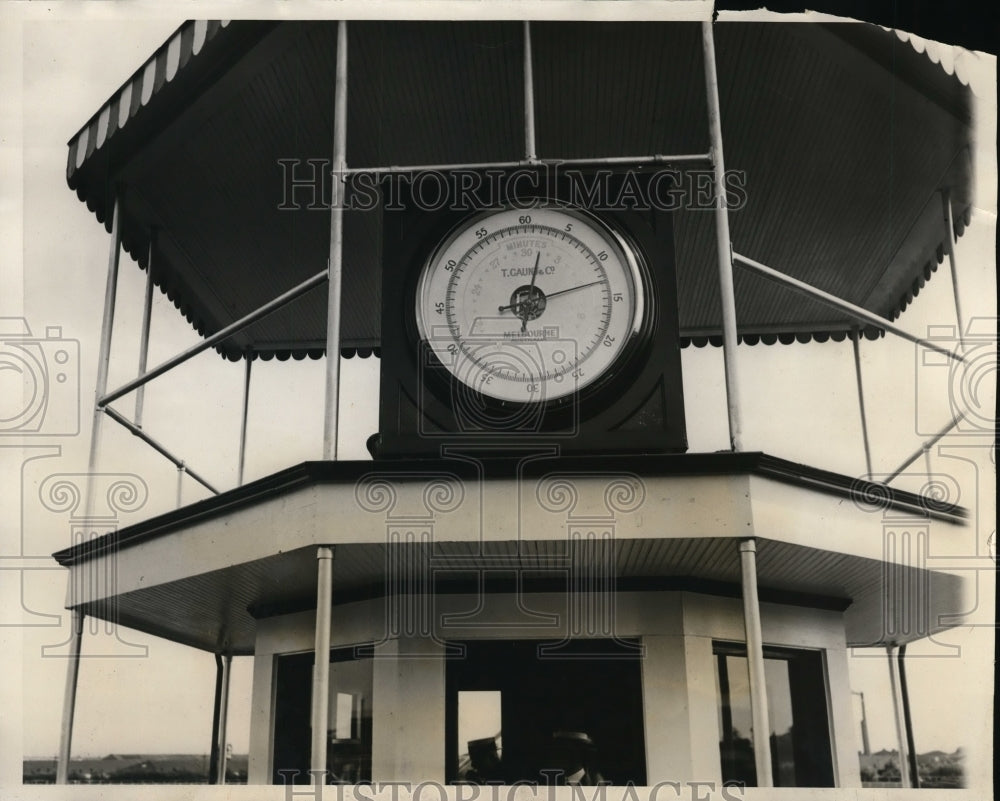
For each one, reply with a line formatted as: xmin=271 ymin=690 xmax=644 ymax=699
xmin=372 ymin=169 xmax=687 ymax=459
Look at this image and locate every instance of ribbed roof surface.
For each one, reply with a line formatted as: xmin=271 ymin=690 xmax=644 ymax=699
xmin=69 ymin=537 xmax=960 ymax=654
xmin=66 ymin=20 xmax=973 ymax=360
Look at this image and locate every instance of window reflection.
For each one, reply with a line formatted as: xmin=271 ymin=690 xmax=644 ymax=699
xmin=272 ymin=647 xmax=373 ymax=784
xmin=714 ymin=644 xmax=834 ymax=787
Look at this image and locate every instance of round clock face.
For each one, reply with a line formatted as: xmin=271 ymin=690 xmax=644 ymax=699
xmin=415 ymin=204 xmax=646 ymax=405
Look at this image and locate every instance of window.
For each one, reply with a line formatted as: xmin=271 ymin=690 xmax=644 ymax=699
xmin=272 ymin=647 xmax=374 ymax=784
xmin=446 ymin=639 xmax=646 ymax=785
xmin=713 ymin=643 xmax=834 ymax=787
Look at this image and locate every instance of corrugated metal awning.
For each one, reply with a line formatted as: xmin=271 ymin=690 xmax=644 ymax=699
xmin=66 ymin=20 xmax=973 ymax=360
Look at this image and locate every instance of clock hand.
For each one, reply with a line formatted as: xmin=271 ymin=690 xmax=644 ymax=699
xmin=497 ymin=279 xmax=605 ymax=313
xmin=520 ymin=253 xmax=541 ymax=332
xmin=528 ymin=251 xmax=541 ymax=291
xmin=543 ymin=279 xmax=605 ymax=301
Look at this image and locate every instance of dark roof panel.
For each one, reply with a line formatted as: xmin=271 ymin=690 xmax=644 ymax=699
xmin=66 ymin=20 xmax=975 ymax=360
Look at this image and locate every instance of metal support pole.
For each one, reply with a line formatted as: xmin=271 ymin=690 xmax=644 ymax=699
xmin=135 ymin=230 xmax=156 ymax=427
xmin=208 ymin=654 xmax=223 ymax=784
xmin=176 ymin=463 xmax=184 ymax=508
xmin=851 ymin=330 xmax=873 ymax=476
xmin=311 ymin=546 xmax=335 ymax=782
xmin=941 ymin=190 xmax=966 ymax=351
xmin=102 ymin=406 xmax=220 ymax=494
xmin=885 ymin=412 xmax=965 ymax=484
xmin=101 ymin=269 xmax=328 ymax=407
xmin=523 ymin=21 xmax=537 ymax=162
xmin=238 ymin=353 xmax=252 ymax=486
xmin=347 ymin=152 xmax=712 ymax=175
xmin=853 ymin=691 xmax=871 ymax=756
xmin=738 ymin=539 xmax=772 ymax=786
xmin=733 ymin=252 xmax=966 ymax=364
xmin=886 ymin=644 xmax=912 ymax=788
xmin=701 ymin=21 xmax=743 ymax=451
xmin=323 ymin=20 xmax=348 ymax=461
xmin=85 ymin=190 xmax=123 ymax=520
xmin=898 ymin=644 xmax=920 ymax=788
xmin=56 ymin=609 xmax=85 ymax=784
xmin=216 ymin=653 xmax=232 ymax=784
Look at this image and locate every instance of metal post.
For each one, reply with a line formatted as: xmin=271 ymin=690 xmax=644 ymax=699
xmin=216 ymin=654 xmax=232 ymax=784
xmin=102 ymin=406 xmax=220 ymax=494
xmin=348 ymin=151 xmax=712 ymax=175
xmin=885 ymin=412 xmax=964 ymax=484
xmin=523 ymin=21 xmax=537 ymax=162
xmin=238 ymin=353 xmax=252 ymax=485
xmin=85 ymin=190 xmax=123 ymax=520
xmin=208 ymin=654 xmax=223 ymax=784
xmin=176 ymin=463 xmax=184 ymax=508
xmin=853 ymin=690 xmax=871 ymax=756
xmin=886 ymin=644 xmax=912 ymax=788
xmin=311 ymin=546 xmax=335 ymax=782
xmin=733 ymin=252 xmax=966 ymax=365
xmin=851 ymin=330 xmax=873 ymax=476
xmin=738 ymin=539 xmax=772 ymax=786
xmin=56 ymin=609 xmax=85 ymax=784
xmin=941 ymin=190 xmax=966 ymax=351
xmin=323 ymin=20 xmax=348 ymax=461
xmin=701 ymin=21 xmax=743 ymax=451
xmin=100 ymin=269 xmax=328 ymax=407
xmin=898 ymin=644 xmax=920 ymax=788
xmin=135 ymin=230 xmax=156 ymax=427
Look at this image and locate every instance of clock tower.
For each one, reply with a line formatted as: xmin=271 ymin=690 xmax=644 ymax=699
xmin=372 ymin=168 xmax=687 ymax=458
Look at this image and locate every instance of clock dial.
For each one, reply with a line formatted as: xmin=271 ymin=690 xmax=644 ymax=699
xmin=415 ymin=204 xmax=646 ymax=404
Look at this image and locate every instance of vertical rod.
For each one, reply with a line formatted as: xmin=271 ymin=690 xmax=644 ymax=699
xmin=134 ymin=230 xmax=156 ymax=428
xmin=718 ymin=653 xmax=734 ymax=752
xmin=854 ymin=691 xmax=871 ymax=756
xmin=701 ymin=21 xmax=743 ymax=451
xmin=851 ymin=330 xmax=873 ymax=476
xmin=84 ymin=191 xmax=124 ymax=520
xmin=56 ymin=609 xmax=85 ymax=784
xmin=208 ymin=653 xmax=223 ymax=784
xmin=217 ymin=654 xmax=233 ymax=784
xmin=739 ymin=539 xmax=773 ymax=786
xmin=886 ymin=644 xmax=912 ymax=788
xmin=898 ymin=644 xmax=920 ymax=788
xmin=176 ymin=463 xmax=184 ymax=508
xmin=238 ymin=353 xmax=252 ymax=486
xmin=311 ymin=546 xmax=335 ymax=782
xmin=322 ymin=20 xmax=348 ymax=461
xmin=523 ymin=21 xmax=537 ymax=162
xmin=941 ymin=190 xmax=966 ymax=350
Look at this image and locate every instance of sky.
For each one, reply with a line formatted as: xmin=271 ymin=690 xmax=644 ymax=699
xmin=0 ymin=1 xmax=995 ymax=793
